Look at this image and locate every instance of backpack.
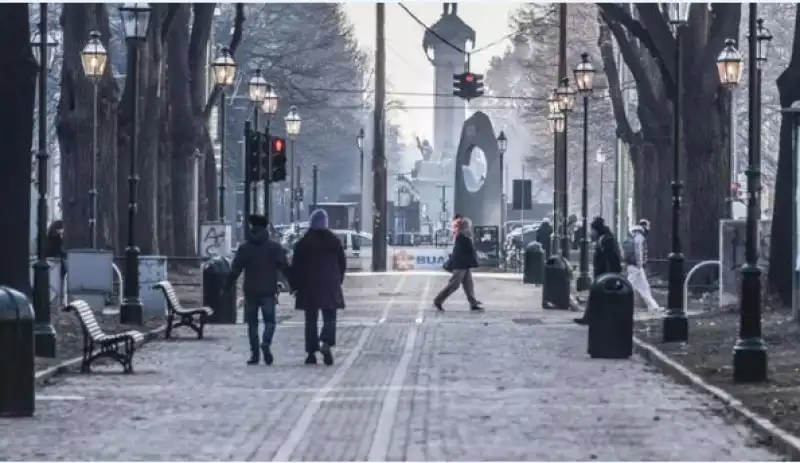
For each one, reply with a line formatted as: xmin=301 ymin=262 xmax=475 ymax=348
xmin=621 ymin=234 xmax=636 ymax=264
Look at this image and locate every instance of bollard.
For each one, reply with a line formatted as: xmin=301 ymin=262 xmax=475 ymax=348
xmin=202 ymin=256 xmax=237 ymax=324
xmin=542 ymin=256 xmax=571 ymax=310
xmin=523 ymin=242 xmax=545 ymax=285
xmin=587 ymin=273 xmax=634 ymax=359
xmin=0 ymin=286 xmax=35 ymax=417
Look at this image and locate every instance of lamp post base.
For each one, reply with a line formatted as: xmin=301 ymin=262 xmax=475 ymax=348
xmin=120 ymin=299 xmax=144 ymax=325
xmin=120 ymin=245 xmax=143 ymax=325
xmin=576 ymin=274 xmax=592 ymax=292
xmin=33 ymin=323 xmax=57 ymax=358
xmin=662 ymin=312 xmax=688 ymax=343
xmin=733 ymin=338 xmax=768 ymax=383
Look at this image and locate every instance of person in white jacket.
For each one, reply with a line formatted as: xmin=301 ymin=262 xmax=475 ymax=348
xmin=623 ymin=219 xmax=660 ymax=311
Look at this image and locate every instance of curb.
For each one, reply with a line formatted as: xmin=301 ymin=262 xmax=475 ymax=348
xmin=34 ymin=324 xmax=167 ymax=388
xmin=633 ymin=336 xmax=800 ymax=460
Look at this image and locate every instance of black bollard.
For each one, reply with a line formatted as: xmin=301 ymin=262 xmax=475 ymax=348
xmin=202 ymin=257 xmax=237 ymax=324
xmin=523 ymin=242 xmax=545 ymax=285
xmin=0 ymin=286 xmax=35 ymax=417
xmin=586 ymin=273 xmax=634 ymax=359
xmin=542 ymin=256 xmax=571 ymax=310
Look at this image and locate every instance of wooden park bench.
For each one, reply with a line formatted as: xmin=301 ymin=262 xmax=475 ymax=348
xmin=153 ymin=280 xmax=213 ymax=340
xmin=63 ymin=300 xmax=144 ymax=374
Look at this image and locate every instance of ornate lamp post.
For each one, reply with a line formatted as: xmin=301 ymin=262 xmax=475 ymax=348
xmin=663 ymin=1 xmax=690 ymax=342
xmin=718 ymin=12 xmax=772 ymax=382
xmin=547 ymin=91 xmax=561 ymax=253
xmin=573 ymin=52 xmax=596 ymax=292
xmin=211 ymin=47 xmax=236 ymax=221
xmin=261 ymin=84 xmax=280 ymax=223
xmin=119 ymin=2 xmax=151 ymax=325
xmin=81 ymin=31 xmax=108 ymax=249
xmin=357 ymin=128 xmax=365 ymax=229
xmin=246 ymin=69 xmax=267 ymax=220
xmin=497 ymin=131 xmax=508 ymax=249
xmin=285 ymin=105 xmax=301 ymax=224
xmin=555 ymin=78 xmax=576 ymax=260
xmin=30 ymin=5 xmax=59 ymax=357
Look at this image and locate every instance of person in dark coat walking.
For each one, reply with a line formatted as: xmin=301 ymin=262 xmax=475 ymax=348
xmin=289 ymin=209 xmax=346 ymax=366
xmin=574 ymin=216 xmax=622 ymax=325
xmin=225 ymin=214 xmax=290 ymax=365
xmin=433 ymin=217 xmax=484 ymax=311
xmin=536 ymin=218 xmax=553 ymax=258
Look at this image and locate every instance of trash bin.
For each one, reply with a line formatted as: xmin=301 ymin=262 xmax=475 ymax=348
xmin=587 ymin=273 xmax=634 ymax=359
xmin=542 ymin=256 xmax=571 ymax=310
xmin=0 ymin=286 xmax=35 ymax=417
xmin=202 ymin=256 xmax=237 ymax=324
xmin=523 ymin=242 xmax=545 ymax=285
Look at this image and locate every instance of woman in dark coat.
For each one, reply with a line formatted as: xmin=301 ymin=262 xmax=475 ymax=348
xmin=289 ymin=209 xmax=346 ymax=366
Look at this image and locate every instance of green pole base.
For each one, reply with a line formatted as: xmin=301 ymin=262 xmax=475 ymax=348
xmin=733 ymin=338 xmax=768 ymax=383
xmin=662 ymin=312 xmax=689 ymax=343
xmin=34 ymin=323 xmax=57 ymax=358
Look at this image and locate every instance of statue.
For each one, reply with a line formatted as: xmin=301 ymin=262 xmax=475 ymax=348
xmin=415 ymin=136 xmax=434 ymax=162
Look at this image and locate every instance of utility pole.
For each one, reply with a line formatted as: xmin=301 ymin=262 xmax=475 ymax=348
xmin=312 ymin=164 xmax=318 ymax=210
xmin=371 ymin=2 xmax=388 ymax=271
xmin=558 ymin=3 xmax=569 ymax=261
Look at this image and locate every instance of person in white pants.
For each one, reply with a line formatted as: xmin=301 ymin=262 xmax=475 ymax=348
xmin=624 ymin=219 xmax=660 ymax=311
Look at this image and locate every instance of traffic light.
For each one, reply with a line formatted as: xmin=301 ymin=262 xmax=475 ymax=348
xmin=453 ymin=72 xmax=466 ymax=99
xmin=246 ymin=130 xmax=261 ymax=183
xmin=473 ymin=73 xmax=485 ymax=98
xmin=270 ymin=136 xmax=287 ymax=182
xmin=452 ymin=72 xmax=484 ymax=101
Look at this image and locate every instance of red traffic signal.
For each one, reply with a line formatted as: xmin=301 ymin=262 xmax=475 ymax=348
xmin=272 ymin=137 xmax=285 ymax=154
xmin=464 ymin=73 xmax=475 ymax=83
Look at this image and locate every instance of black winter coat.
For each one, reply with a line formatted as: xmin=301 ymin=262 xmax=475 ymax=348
xmin=290 ymin=229 xmax=346 ymax=311
xmin=227 ymin=229 xmax=289 ymax=297
xmin=449 ymin=234 xmax=479 ymax=270
xmin=536 ymin=222 xmax=553 ymax=256
xmin=593 ymin=229 xmax=623 ymax=277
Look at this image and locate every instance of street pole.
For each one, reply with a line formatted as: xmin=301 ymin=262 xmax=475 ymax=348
xmin=289 ymin=138 xmax=295 ymax=224
xmin=218 ymin=90 xmax=227 ymax=221
xmin=120 ymin=36 xmax=143 ymax=325
xmin=89 ymin=80 xmax=98 ymax=248
xmin=560 ymin=78 xmax=571 ymax=262
xmin=33 ymin=2 xmax=56 ymax=356
xmin=264 ymin=118 xmax=272 ymax=225
xmin=295 ymin=165 xmax=302 ymax=221
xmin=599 ymin=162 xmax=604 ymax=218
xmin=312 ymin=163 xmax=318 ymax=210
xmin=734 ymin=7 xmax=767 ymax=382
xmin=372 ymin=2 xmax=388 ymax=271
xmin=556 ymin=3 xmax=567 ymax=259
xmin=253 ymin=106 xmax=260 ymax=214
xmin=663 ymin=15 xmax=687 ymax=343
xmin=359 ymin=145 xmax=364 ymax=215
xmin=577 ymin=91 xmax=591 ymax=291
xmin=243 ymin=120 xmax=252 ymax=238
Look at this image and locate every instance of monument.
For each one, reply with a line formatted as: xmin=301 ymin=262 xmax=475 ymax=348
xmin=453 ymin=111 xmax=502 ymax=227
xmin=410 ymin=3 xmax=475 ymax=231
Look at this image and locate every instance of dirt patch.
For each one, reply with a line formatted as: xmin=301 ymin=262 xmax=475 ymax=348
xmin=635 ymin=307 xmax=800 ymax=439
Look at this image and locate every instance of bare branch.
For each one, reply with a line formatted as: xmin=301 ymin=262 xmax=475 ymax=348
xmin=598 ymin=20 xmax=634 ymax=144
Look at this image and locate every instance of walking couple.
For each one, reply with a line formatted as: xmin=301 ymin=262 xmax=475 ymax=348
xmin=224 ymin=210 xmax=345 ymax=367
xmin=433 ymin=214 xmax=484 ymax=312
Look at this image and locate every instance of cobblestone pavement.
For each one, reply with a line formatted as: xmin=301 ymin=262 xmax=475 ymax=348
xmin=1 ymin=274 xmax=781 ymax=461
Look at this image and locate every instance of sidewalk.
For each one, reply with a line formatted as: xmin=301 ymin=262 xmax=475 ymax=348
xmin=0 ymin=274 xmax=780 ymax=461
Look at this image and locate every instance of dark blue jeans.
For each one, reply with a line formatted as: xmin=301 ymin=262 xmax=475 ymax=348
xmin=244 ymin=295 xmax=277 ymax=354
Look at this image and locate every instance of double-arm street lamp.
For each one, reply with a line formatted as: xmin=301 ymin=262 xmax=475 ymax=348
xmin=81 ymin=31 xmax=109 ymax=249
xmin=663 ymin=2 xmax=690 ymax=343
xmin=717 ymin=10 xmax=772 ymax=383
xmin=30 ymin=5 xmax=58 ymax=357
xmin=119 ymin=2 xmax=151 ymax=326
xmin=555 ymin=78 xmax=576 ymax=261
xmin=211 ymin=47 xmax=237 ymax=222
xmin=573 ymin=52 xmax=596 ymax=292
xmin=285 ymin=105 xmax=301 ymax=224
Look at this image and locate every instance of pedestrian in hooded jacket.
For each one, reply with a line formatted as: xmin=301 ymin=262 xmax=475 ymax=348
xmin=574 ymin=216 xmax=622 ymax=325
xmin=536 ymin=218 xmax=553 ymax=258
xmin=225 ymin=214 xmax=290 ymax=366
xmin=289 ymin=209 xmax=346 ymax=366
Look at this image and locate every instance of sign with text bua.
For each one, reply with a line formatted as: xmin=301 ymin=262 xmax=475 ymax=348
xmin=391 ymin=248 xmax=450 ymax=271
xmin=512 ymin=179 xmax=532 ymax=210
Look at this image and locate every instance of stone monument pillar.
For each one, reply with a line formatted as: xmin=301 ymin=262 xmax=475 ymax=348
xmin=423 ymin=3 xmax=475 ymax=164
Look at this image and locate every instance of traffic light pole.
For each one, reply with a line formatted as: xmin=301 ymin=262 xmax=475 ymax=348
xmin=264 ymin=119 xmax=272 ymax=226
xmin=243 ymin=120 xmax=253 ymax=240
xmin=372 ymin=2 xmax=388 ymax=271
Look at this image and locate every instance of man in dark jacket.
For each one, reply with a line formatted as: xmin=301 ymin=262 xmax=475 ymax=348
xmin=434 ymin=217 xmax=484 ymax=311
xmin=536 ymin=218 xmax=553 ymax=258
xmin=225 ymin=214 xmax=290 ymax=365
xmin=574 ymin=216 xmax=622 ymax=325
xmin=289 ymin=209 xmax=346 ymax=366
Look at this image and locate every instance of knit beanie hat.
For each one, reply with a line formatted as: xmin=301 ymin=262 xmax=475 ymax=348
xmin=309 ymin=209 xmax=329 ymax=230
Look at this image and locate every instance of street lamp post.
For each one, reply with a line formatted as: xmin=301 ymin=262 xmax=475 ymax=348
xmin=574 ymin=52 xmax=596 ymax=292
xmin=247 ymin=69 xmax=267 ymax=218
xmin=261 ymin=84 xmax=279 ymax=224
xmin=663 ymin=2 xmax=690 ymax=343
xmin=357 ymin=128 xmax=365 ymax=230
xmin=555 ymin=78 xmax=576 ymax=261
xmin=80 ymin=31 xmax=108 ymax=249
xmin=596 ymin=151 xmax=607 ymax=217
xmin=30 ymin=4 xmax=59 ymax=357
xmin=718 ymin=12 xmax=772 ymax=382
xmin=285 ymin=105 xmax=301 ymax=224
xmin=211 ymin=47 xmax=237 ymax=222
xmin=497 ymin=131 xmax=508 ymax=251
xmin=119 ymin=2 xmax=151 ymax=326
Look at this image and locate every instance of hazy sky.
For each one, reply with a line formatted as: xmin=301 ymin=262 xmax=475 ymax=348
xmin=343 ymin=2 xmax=519 ymax=143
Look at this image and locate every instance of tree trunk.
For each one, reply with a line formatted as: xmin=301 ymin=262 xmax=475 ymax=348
xmin=57 ymin=4 xmax=119 ymax=251
xmin=0 ymin=4 xmax=37 ymax=293
xmin=168 ymin=5 xmax=196 ymax=256
xmin=629 ymin=141 xmax=673 ymax=258
xmin=769 ymin=5 xmax=800 ymax=306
